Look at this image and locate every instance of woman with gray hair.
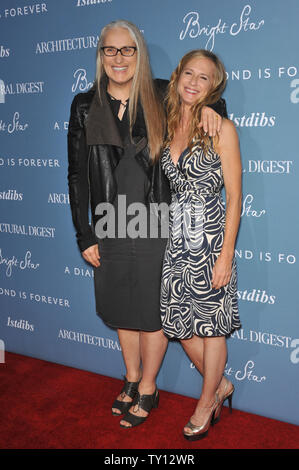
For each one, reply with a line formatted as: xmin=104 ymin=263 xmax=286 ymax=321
xmin=67 ymin=20 xmax=226 ymax=429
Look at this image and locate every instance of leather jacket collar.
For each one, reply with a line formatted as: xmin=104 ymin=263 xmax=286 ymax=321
xmin=85 ymin=75 xmax=147 ymax=152
xmin=85 ymin=76 xmax=123 ymax=147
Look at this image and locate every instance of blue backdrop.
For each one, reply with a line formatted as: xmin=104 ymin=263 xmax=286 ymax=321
xmin=0 ymin=0 xmax=298 ymax=426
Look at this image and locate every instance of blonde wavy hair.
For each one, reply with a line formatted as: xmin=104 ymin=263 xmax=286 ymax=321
xmin=96 ymin=20 xmax=165 ymax=162
xmin=165 ymin=49 xmax=227 ymax=153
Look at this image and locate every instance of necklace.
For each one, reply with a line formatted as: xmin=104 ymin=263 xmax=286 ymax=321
xmin=108 ymin=92 xmax=128 ymax=108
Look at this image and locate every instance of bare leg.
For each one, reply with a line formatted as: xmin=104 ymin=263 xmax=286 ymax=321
xmin=182 ymin=336 xmax=227 ymax=433
xmin=181 ymin=335 xmax=204 ymax=374
xmin=200 ymin=336 xmax=227 ymax=402
xmin=120 ymin=329 xmax=168 ymax=427
xmin=139 ymin=329 xmax=168 ymax=394
xmin=181 ymin=335 xmax=228 ymax=394
xmin=112 ymin=328 xmax=142 ymax=415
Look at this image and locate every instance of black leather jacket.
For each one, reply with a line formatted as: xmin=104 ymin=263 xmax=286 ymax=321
xmin=67 ymin=78 xmax=227 ymax=252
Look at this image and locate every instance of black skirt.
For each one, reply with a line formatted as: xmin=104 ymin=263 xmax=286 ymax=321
xmin=93 ymin=140 xmax=167 ymax=331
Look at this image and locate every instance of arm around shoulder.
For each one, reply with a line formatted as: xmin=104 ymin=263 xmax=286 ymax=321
xmin=209 ymin=97 xmax=228 ymax=118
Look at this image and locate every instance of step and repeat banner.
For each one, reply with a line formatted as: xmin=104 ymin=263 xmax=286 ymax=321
xmin=0 ymin=0 xmax=298 ymax=426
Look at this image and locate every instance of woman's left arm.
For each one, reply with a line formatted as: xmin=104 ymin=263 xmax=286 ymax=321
xmin=212 ymin=119 xmax=242 ymax=289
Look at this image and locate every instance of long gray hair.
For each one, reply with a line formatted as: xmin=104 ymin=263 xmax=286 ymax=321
xmin=96 ymin=20 xmax=165 ymax=161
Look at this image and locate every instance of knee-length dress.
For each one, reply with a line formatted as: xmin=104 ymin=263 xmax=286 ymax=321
xmin=93 ymin=96 xmax=167 ymax=331
xmin=160 ymin=142 xmax=241 ymax=339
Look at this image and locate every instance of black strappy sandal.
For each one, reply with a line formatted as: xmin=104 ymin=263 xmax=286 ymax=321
xmin=120 ymin=389 xmax=159 ymax=428
xmin=112 ymin=376 xmax=140 ymax=416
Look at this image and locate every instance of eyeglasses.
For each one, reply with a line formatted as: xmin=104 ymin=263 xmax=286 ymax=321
xmin=101 ymin=46 xmax=137 ymax=57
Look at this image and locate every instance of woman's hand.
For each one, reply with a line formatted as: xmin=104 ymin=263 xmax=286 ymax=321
xmin=199 ymin=106 xmax=222 ymax=137
xmin=211 ymin=253 xmax=232 ymax=290
xmin=82 ymin=244 xmax=100 ymax=267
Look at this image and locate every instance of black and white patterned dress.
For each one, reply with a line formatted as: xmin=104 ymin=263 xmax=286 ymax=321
xmin=160 ymin=142 xmax=241 ymax=339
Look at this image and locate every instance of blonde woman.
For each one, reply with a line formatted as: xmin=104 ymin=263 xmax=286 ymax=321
xmin=68 ymin=21 xmax=226 ymax=429
xmin=161 ymin=50 xmax=242 ymax=440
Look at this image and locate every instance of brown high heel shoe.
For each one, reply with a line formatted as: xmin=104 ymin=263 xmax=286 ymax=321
xmin=183 ymin=394 xmax=219 ymax=441
xmin=213 ymin=380 xmax=234 ymax=424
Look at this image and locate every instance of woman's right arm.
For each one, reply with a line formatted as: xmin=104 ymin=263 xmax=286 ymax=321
xmin=67 ymin=95 xmax=100 ymax=266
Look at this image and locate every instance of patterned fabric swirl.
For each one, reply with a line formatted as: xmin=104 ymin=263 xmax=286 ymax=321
xmin=160 ymin=143 xmax=241 ymax=339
